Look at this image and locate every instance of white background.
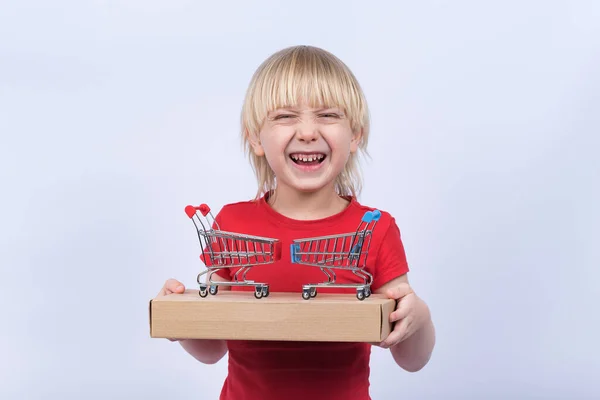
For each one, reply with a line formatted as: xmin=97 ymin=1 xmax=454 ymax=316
xmin=1 ymin=1 xmax=598 ymax=399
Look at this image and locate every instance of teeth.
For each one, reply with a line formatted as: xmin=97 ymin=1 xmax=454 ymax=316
xmin=291 ymin=154 xmax=325 ymax=162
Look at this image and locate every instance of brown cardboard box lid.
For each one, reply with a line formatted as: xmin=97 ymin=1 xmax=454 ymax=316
xmin=150 ymin=290 xmax=395 ymax=342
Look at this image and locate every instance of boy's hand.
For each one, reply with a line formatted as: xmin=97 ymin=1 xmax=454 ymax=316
xmin=156 ymin=278 xmax=186 ymax=341
xmin=157 ymin=278 xmax=186 ymax=297
xmin=376 ymin=283 xmax=431 ymax=349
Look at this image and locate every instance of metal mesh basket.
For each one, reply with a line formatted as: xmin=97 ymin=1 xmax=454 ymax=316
xmin=291 ymin=210 xmax=381 ymax=300
xmin=185 ymin=204 xmax=282 ymax=299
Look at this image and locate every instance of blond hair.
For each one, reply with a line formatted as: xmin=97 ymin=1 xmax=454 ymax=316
xmin=240 ymin=45 xmax=370 ymax=199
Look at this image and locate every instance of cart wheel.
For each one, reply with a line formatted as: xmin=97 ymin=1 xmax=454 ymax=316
xmin=364 ymin=287 xmax=371 ymax=298
xmin=199 ymin=289 xmax=208 ymax=298
xmin=310 ymin=287 xmax=317 ymax=298
xmin=356 ymin=288 xmax=366 ymax=301
xmin=261 ymin=285 xmax=269 ymax=297
xmin=254 ymin=288 xmax=263 ymax=299
xmin=209 ymin=285 xmax=218 ymax=295
xmin=302 ymin=289 xmax=311 ymax=300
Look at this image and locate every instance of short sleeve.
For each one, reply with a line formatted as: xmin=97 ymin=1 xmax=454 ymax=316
xmin=370 ymin=217 xmax=410 ymax=291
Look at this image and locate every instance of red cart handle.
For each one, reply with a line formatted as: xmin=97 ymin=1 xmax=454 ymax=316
xmin=184 ymin=204 xmax=211 ymax=218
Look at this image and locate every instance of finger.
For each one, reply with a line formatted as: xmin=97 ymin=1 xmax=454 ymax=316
xmin=386 ymin=283 xmax=413 ymax=300
xmin=159 ymin=279 xmax=185 ymax=296
xmin=390 ymin=303 xmax=411 ymax=323
xmin=166 ymin=278 xmax=185 ymax=293
xmin=380 ymin=316 xmax=412 ymax=349
xmin=379 ymin=329 xmax=405 ymax=349
xmin=395 ymin=316 xmax=414 ymax=343
xmin=390 ymin=293 xmax=416 ymax=322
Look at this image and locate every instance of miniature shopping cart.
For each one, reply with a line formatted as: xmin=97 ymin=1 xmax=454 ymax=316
xmin=290 ymin=209 xmax=381 ymax=300
xmin=185 ymin=204 xmax=282 ymax=299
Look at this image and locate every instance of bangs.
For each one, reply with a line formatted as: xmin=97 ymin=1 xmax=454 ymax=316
xmin=263 ymin=56 xmax=353 ymax=112
xmin=246 ymin=46 xmax=364 ymax=132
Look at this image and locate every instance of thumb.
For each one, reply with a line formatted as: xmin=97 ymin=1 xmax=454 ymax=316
xmin=386 ymin=283 xmax=413 ymax=300
xmin=164 ymin=278 xmax=186 ymax=294
xmin=174 ymin=284 xmax=185 ymax=293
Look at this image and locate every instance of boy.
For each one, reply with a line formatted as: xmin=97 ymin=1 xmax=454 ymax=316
xmin=158 ymin=45 xmax=435 ymax=400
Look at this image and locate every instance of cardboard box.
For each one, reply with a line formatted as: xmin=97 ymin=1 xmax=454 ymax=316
xmin=149 ymin=289 xmax=395 ymax=342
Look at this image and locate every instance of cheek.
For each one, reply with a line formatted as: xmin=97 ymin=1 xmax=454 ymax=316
xmin=327 ymin=137 xmax=352 ymax=156
xmin=323 ymin=127 xmax=353 ymax=151
xmin=262 ymin=138 xmax=284 ymax=156
xmin=261 ymin=129 xmax=293 ymax=154
xmin=260 ymin=138 xmax=289 ymax=168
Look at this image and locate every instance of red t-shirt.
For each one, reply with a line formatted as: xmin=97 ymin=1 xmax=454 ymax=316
xmin=205 ymin=194 xmax=410 ymax=400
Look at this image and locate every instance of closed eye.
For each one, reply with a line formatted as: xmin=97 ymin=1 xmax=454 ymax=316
xmin=274 ymin=114 xmax=295 ymax=119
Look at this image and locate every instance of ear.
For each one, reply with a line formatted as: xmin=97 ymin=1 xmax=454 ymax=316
xmin=350 ymin=128 xmax=363 ymax=153
xmin=247 ymin=129 xmax=265 ymax=157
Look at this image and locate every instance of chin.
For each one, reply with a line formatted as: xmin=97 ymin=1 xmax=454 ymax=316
xmin=277 ymin=167 xmax=338 ymax=194
xmin=290 ymin=180 xmax=334 ymax=193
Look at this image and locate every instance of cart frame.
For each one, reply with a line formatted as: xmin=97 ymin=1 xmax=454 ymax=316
xmin=185 ymin=204 xmax=282 ymax=299
xmin=290 ymin=209 xmax=381 ymax=300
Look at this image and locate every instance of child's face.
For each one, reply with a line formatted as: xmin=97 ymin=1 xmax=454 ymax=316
xmin=252 ymin=101 xmax=361 ymax=196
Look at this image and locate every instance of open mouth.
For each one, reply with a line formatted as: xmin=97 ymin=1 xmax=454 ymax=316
xmin=289 ymin=153 xmax=327 ymax=166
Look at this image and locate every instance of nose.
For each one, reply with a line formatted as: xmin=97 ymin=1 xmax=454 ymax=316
xmin=295 ymin=120 xmax=319 ymax=143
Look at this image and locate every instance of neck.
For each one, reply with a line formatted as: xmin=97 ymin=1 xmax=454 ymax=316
xmin=267 ymin=183 xmax=350 ymax=220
